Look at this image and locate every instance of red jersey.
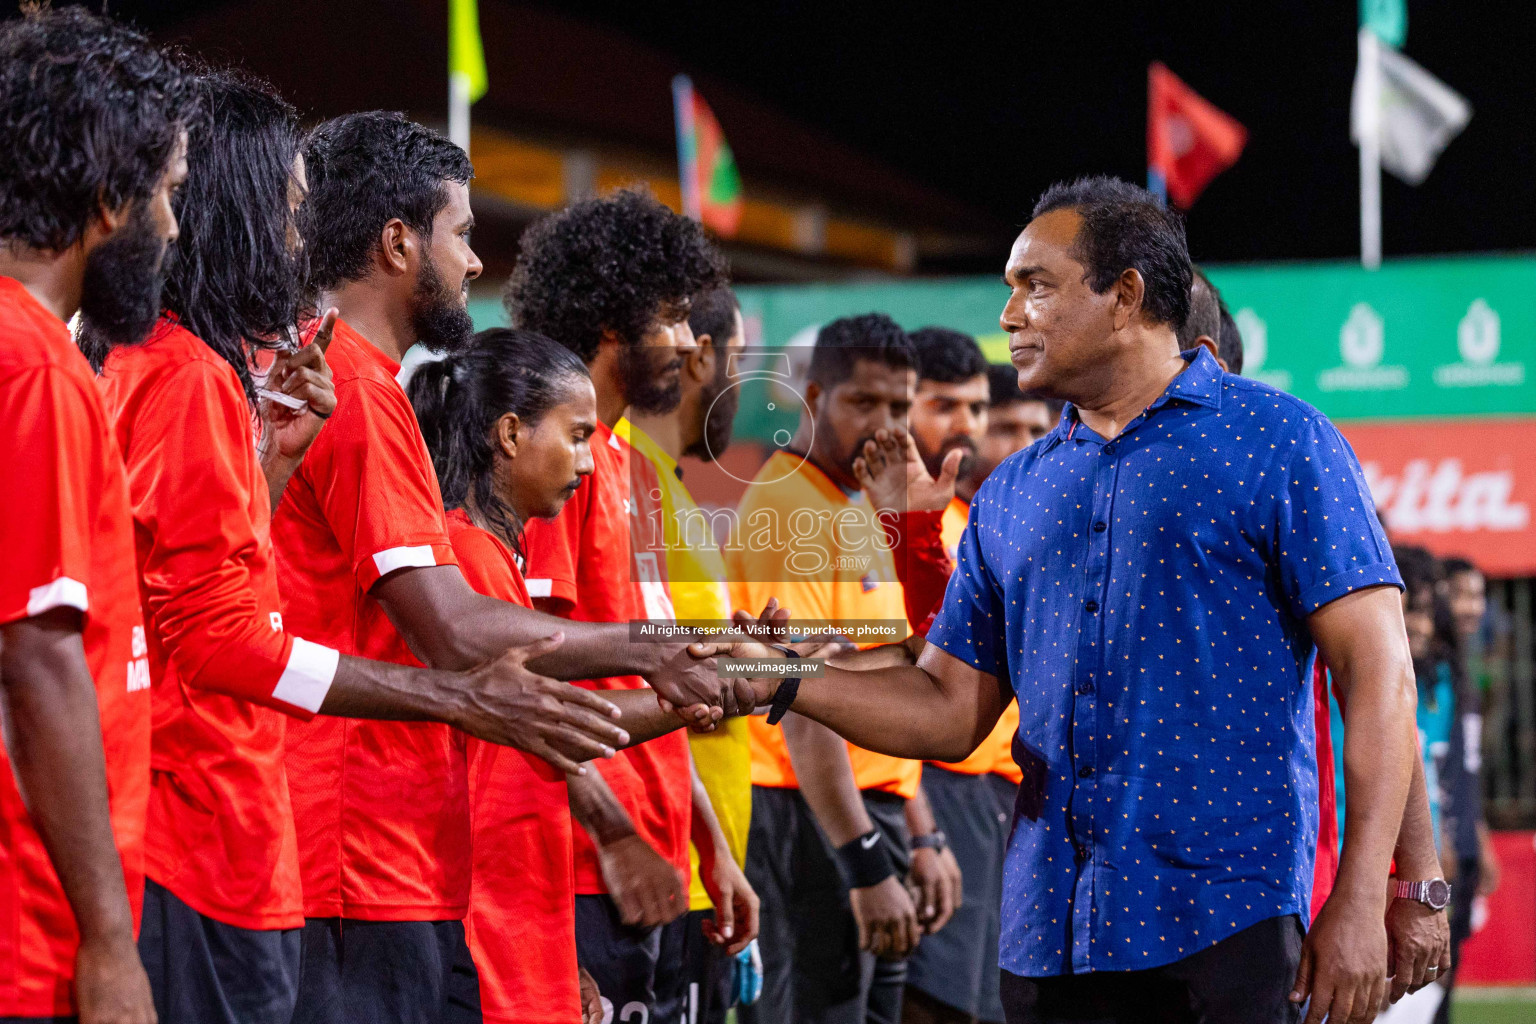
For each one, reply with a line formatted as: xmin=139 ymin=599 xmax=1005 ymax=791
xmin=99 ymin=316 xmax=342 ymax=930
xmin=273 ymin=319 xmax=468 ymax=921
xmin=523 ymin=421 xmax=692 ymax=892
xmin=0 ymin=277 xmax=151 ymax=1016
xmin=446 ymin=510 xmax=580 ymax=1024
xmin=1311 ymin=660 xmax=1340 ymax=921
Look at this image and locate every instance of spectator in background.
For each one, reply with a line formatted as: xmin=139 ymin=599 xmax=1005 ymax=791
xmin=963 ymin=365 xmax=1060 ymax=502
xmin=1434 ymin=557 xmax=1500 ymax=1023
xmin=732 ymin=313 xmax=923 ymax=1024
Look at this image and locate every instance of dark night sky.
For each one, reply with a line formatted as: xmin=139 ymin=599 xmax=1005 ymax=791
xmin=10 ymin=1 xmax=1534 ymax=266
xmin=546 ymin=0 xmax=1535 ymax=265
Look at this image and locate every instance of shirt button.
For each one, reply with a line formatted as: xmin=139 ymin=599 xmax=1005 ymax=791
xmin=1085 ymin=600 xmax=1099 ymax=613
xmin=1093 ymin=521 xmax=1107 ymax=533
xmin=1078 ymin=765 xmax=1095 ymax=778
xmin=1078 ymin=681 xmax=1095 ymax=696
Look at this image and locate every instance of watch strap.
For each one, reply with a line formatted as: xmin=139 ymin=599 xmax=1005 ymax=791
xmin=764 ymin=645 xmax=802 ymax=726
xmin=911 ymin=830 xmax=948 ymax=853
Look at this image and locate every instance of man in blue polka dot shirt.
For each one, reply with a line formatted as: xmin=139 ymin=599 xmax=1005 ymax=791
xmin=716 ymin=177 xmax=1430 ymax=1024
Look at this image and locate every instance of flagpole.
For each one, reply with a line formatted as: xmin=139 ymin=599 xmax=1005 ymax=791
xmin=1359 ymin=28 xmax=1382 ymax=270
xmin=449 ymin=70 xmax=471 ymax=155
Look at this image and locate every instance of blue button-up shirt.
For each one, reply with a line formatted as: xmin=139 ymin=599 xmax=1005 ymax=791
xmin=928 ymin=348 xmax=1400 ymax=977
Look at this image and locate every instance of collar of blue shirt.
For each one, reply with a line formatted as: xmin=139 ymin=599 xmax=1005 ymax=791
xmin=1044 ymin=347 xmax=1223 ymax=453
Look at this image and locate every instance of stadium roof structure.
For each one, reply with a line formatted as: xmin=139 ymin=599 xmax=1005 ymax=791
xmin=142 ymin=0 xmax=1011 ymax=281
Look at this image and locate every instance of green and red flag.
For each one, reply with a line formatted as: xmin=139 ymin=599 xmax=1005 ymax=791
xmin=672 ymin=75 xmax=743 ymax=237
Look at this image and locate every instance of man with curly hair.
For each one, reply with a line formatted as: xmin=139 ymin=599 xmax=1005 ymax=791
xmin=0 ymin=7 xmax=191 ymax=1022
xmin=504 ymin=189 xmax=743 ymax=1022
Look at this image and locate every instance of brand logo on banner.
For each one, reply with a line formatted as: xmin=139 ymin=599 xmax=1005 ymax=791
xmin=1343 ymin=418 xmax=1536 ymax=576
xmin=1236 ymin=307 xmax=1292 ymax=389
xmin=1318 ymin=303 xmax=1409 ymax=392
xmin=1433 ymin=299 xmax=1525 ymax=388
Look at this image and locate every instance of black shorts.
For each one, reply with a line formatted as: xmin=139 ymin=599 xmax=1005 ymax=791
xmin=137 ymin=878 xmax=301 ymax=1024
xmin=291 ymin=917 xmax=480 ymax=1024
xmin=574 ymin=893 xmax=690 ymax=1023
xmin=742 ymin=786 xmax=910 ymax=1024
xmin=999 ymin=914 xmax=1304 ymax=1024
xmin=675 ymin=908 xmax=736 ymax=1024
xmin=906 ymin=766 xmax=1013 ymax=1023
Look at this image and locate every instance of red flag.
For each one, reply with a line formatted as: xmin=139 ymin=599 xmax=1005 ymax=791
xmin=1147 ymin=63 xmax=1247 ymax=208
xmin=672 ymin=75 xmax=743 ymax=237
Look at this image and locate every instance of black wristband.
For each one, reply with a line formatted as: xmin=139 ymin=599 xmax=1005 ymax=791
xmin=764 ymin=644 xmax=801 ymax=725
xmin=835 ymin=830 xmax=896 ymax=889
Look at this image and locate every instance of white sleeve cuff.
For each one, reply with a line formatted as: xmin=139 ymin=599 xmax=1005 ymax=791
xmin=272 ymin=638 xmax=339 ymax=714
xmin=27 ymin=576 xmax=88 ymax=616
xmin=371 ymin=545 xmax=438 ymax=577
xmin=525 ymin=577 xmax=553 ymax=598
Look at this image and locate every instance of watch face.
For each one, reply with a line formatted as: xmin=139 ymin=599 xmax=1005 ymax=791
xmin=1426 ymin=879 xmax=1451 ymax=910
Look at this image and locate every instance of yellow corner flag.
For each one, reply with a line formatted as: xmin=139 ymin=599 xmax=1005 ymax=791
xmin=449 ymin=0 xmax=488 ymax=103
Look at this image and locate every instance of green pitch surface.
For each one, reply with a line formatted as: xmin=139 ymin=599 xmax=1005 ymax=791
xmin=1452 ymin=987 xmax=1536 ymax=1023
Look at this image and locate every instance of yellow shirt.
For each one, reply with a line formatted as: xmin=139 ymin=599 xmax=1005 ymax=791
xmin=727 ymin=449 xmax=919 ymax=799
xmin=617 ymin=419 xmax=750 ymax=911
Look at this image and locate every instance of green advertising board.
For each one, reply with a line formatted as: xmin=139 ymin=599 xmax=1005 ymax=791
xmin=467 ymin=254 xmax=1536 ymax=443
xmin=733 ymin=254 xmax=1536 ymax=425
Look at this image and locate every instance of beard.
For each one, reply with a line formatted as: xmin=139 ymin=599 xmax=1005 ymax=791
xmin=410 ymin=251 xmax=475 ymax=354
xmin=76 ymin=204 xmax=170 ymax=361
xmin=924 ymin=435 xmax=978 ymax=481
xmin=684 ymin=366 xmax=740 ymax=462
xmin=620 ymin=343 xmax=684 ymax=415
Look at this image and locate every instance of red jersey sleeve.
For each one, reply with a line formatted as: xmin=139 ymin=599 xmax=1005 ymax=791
xmin=301 ymin=377 xmax=456 ymax=591
xmin=0 ymin=368 xmax=102 ymax=625
xmin=123 ymin=360 xmax=335 ymax=719
xmin=880 ymin=509 xmax=951 ymax=636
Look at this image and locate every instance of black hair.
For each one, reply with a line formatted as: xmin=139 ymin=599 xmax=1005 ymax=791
xmin=1176 ymin=267 xmax=1222 ymax=350
xmin=987 ymin=363 xmax=1022 ymax=406
xmin=0 ymin=5 xmax=194 ymax=253
xmin=1441 ymin=556 xmax=1479 ymax=579
xmin=688 ymin=284 xmax=741 ymax=351
xmin=1031 ymin=175 xmax=1192 ymax=331
xmin=504 ymin=188 xmax=727 ymax=362
xmin=301 ymin=111 xmax=472 ymax=292
xmin=808 ymin=312 xmax=916 ymax=389
xmin=407 ymin=328 xmax=590 ymax=556
xmin=158 ymin=67 xmax=301 ymax=406
xmin=1217 ymin=302 xmax=1244 ymax=374
xmin=910 ymin=326 xmax=986 ymax=385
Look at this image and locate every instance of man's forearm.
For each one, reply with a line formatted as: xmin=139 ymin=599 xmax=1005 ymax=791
xmin=689 ymin=754 xmax=730 ymax=868
xmin=905 ymin=781 xmax=938 ymax=838
xmin=374 ymin=567 xmax=670 ymax=679
xmin=0 ymin=616 xmax=137 ymax=946
xmin=1334 ymin=666 xmax=1418 ymax=905
xmin=785 ymin=661 xmax=995 ymax=762
xmin=604 ymin=689 xmax=689 ymax=747
xmin=260 ymin=450 xmax=303 ymax=514
xmin=568 ymin=762 xmax=638 ymax=846
xmin=782 ymin=712 xmax=873 ymax=846
xmin=1392 ymin=756 xmax=1442 ymax=880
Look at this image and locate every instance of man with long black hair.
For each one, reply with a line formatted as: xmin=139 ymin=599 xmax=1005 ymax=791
xmin=280 ymin=115 xmax=736 ymax=1022
xmin=0 ymin=8 xmax=190 ymax=1023
xmin=94 ymin=71 xmax=650 ymax=1024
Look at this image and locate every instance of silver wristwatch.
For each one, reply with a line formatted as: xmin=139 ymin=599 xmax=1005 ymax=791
xmin=1393 ymin=878 xmax=1451 ymax=911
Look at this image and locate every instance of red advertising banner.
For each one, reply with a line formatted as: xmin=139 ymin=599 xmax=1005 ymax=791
xmin=1341 ymin=418 xmax=1536 ymax=577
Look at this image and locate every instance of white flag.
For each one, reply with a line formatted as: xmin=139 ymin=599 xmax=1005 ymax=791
xmin=1352 ymin=41 xmax=1471 ymax=186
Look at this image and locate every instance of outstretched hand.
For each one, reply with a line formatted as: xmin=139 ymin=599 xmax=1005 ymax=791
xmin=456 ymin=632 xmax=629 ymax=774
xmin=852 ymin=427 xmax=961 ymax=517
